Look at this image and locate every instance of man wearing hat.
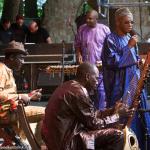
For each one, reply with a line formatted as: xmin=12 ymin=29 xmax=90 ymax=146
xmin=0 ymin=41 xmax=44 ymax=146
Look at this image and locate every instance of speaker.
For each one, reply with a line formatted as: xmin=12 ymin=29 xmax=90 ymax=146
xmin=37 ymin=72 xmax=62 ymax=86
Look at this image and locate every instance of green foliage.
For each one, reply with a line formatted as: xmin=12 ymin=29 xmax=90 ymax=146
xmin=0 ymin=0 xmax=4 ymax=18
xmin=37 ymin=0 xmax=46 ymax=18
xmin=37 ymin=8 xmax=43 ymax=18
xmin=0 ymin=0 xmax=44 ymax=18
xmin=76 ymin=2 xmax=92 ymax=17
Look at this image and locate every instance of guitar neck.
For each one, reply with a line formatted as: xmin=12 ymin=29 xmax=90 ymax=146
xmin=126 ymin=52 xmax=150 ymax=127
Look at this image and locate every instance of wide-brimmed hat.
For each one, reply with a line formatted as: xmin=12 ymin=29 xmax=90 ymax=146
xmin=5 ymin=41 xmax=28 ymax=55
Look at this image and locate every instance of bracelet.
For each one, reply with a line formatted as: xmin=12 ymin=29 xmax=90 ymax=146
xmin=28 ymin=93 xmax=33 ymax=97
xmin=18 ymin=94 xmax=21 ymax=100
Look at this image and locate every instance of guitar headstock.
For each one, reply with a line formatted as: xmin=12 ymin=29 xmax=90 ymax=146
xmin=134 ymin=51 xmax=150 ymax=100
xmin=140 ymin=51 xmax=150 ymax=76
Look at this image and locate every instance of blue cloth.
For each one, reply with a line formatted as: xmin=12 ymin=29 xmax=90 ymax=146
xmin=93 ymin=73 xmax=106 ymax=110
xmin=97 ymin=73 xmax=106 ymax=109
xmin=101 ymin=32 xmax=150 ymax=150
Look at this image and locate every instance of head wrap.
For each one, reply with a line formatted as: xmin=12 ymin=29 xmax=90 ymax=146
xmin=115 ymin=7 xmax=133 ymax=19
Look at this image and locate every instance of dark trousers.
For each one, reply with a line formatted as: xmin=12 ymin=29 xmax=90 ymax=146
xmin=76 ymin=128 xmax=124 ymax=150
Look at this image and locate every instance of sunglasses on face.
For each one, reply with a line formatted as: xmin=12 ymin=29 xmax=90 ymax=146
xmin=123 ymin=21 xmax=134 ymax=25
xmin=14 ymin=55 xmax=24 ymax=62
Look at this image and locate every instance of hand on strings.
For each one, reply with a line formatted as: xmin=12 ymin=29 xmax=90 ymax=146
xmin=137 ymin=58 xmax=145 ymax=69
xmin=132 ymin=100 xmax=140 ymax=108
xmin=114 ymin=101 xmax=132 ymax=118
xmin=114 ymin=100 xmax=124 ymax=110
xmin=114 ymin=100 xmax=128 ymax=112
xmin=116 ymin=105 xmax=135 ymax=119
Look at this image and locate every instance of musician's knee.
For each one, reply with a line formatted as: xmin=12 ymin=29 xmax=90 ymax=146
xmin=24 ymin=106 xmax=45 ymax=123
xmin=113 ymin=129 xmax=124 ymax=149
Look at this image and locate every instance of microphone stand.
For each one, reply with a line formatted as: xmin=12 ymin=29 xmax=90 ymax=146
xmin=138 ymin=109 xmax=150 ymax=113
xmin=61 ymin=40 xmax=65 ymax=84
xmin=137 ymin=109 xmax=150 ymax=150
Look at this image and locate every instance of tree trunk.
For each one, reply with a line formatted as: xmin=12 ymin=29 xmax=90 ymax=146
xmin=2 ymin=0 xmax=21 ymax=23
xmin=24 ymin=0 xmax=38 ymax=18
xmin=42 ymin=0 xmax=97 ymax=43
xmin=42 ymin=0 xmax=83 ymax=43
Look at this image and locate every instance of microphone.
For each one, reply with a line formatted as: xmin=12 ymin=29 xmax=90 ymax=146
xmin=129 ymin=29 xmax=137 ymax=36
xmin=130 ymin=29 xmax=145 ymax=42
xmin=129 ymin=29 xmax=138 ymax=54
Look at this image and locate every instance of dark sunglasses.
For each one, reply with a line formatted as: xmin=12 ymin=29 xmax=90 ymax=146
xmin=123 ymin=21 xmax=134 ymax=25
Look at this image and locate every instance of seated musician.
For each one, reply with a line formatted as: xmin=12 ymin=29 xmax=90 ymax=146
xmin=0 ymin=41 xmax=44 ymax=146
xmin=41 ymin=62 xmax=135 ymax=150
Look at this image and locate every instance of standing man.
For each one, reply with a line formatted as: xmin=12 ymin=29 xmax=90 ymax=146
xmin=75 ymin=10 xmax=110 ymax=109
xmin=0 ymin=41 xmax=44 ymax=146
xmin=101 ymin=7 xmax=150 ymax=150
xmin=42 ymin=62 xmax=133 ymax=150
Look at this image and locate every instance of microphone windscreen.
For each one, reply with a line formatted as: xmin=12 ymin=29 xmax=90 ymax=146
xmin=130 ymin=30 xmax=137 ymax=36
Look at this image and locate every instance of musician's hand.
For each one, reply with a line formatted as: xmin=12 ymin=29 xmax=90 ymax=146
xmin=117 ymin=106 xmax=135 ymax=119
xmin=114 ymin=100 xmax=127 ymax=113
xmin=114 ymin=101 xmax=130 ymax=118
xmin=128 ymin=35 xmax=138 ymax=48
xmin=96 ymin=61 xmax=102 ymax=65
xmin=29 ymin=88 xmax=42 ymax=101
xmin=128 ymin=108 xmax=136 ymax=117
xmin=76 ymin=53 xmax=83 ymax=64
xmin=132 ymin=100 xmax=140 ymax=108
xmin=138 ymin=58 xmax=145 ymax=69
